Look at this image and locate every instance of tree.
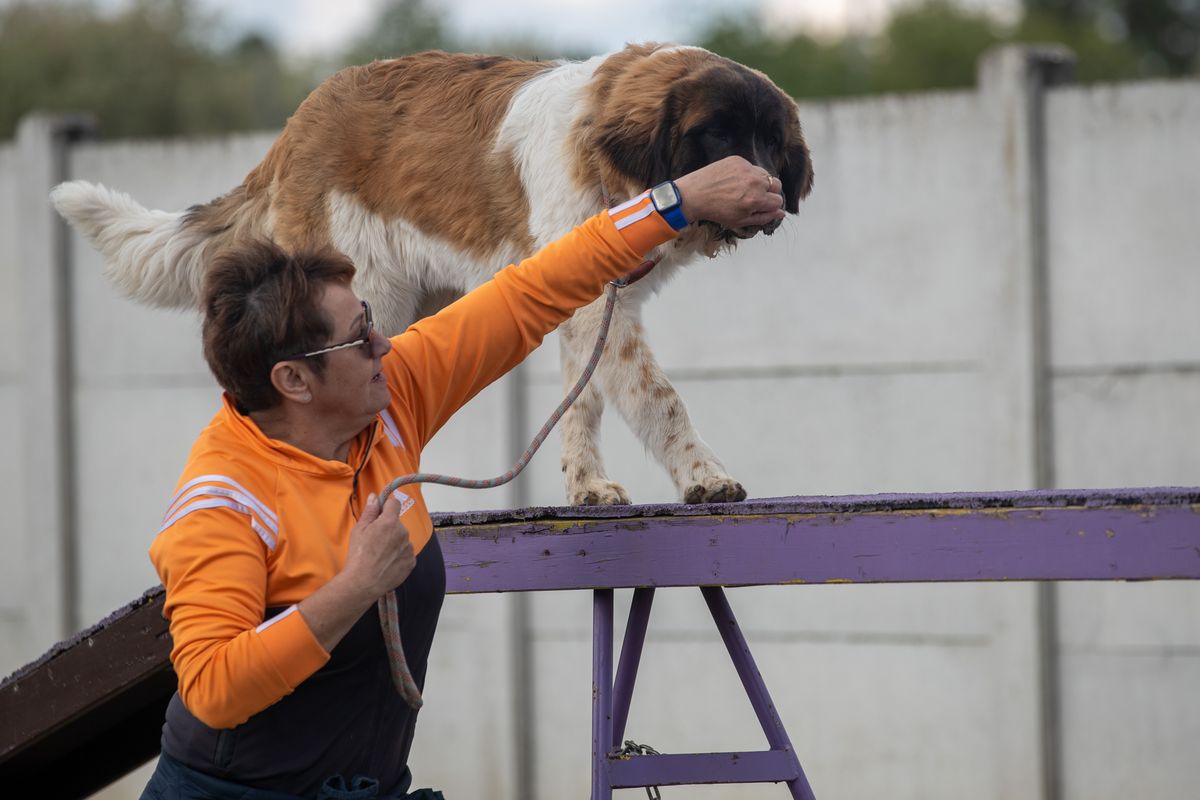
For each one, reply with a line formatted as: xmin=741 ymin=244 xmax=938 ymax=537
xmin=871 ymin=0 xmax=1002 ymax=92
xmin=696 ymin=0 xmax=1161 ymax=101
xmin=340 ymin=0 xmax=448 ymax=65
xmin=0 ymin=0 xmax=314 ymax=140
xmin=1023 ymin=0 xmax=1200 ymax=74
xmin=699 ymin=16 xmax=874 ymax=99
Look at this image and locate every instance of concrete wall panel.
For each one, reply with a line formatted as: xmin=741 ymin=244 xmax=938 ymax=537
xmin=1052 ymin=369 xmax=1200 ymax=798
xmin=0 ymin=144 xmax=21 ymax=374
xmin=521 ymin=367 xmax=1009 ymax=511
xmin=416 ymin=376 xmax=520 ymax=514
xmin=67 ymin=136 xmax=276 ymax=629
xmin=69 ymin=135 xmax=278 ymax=380
xmin=1054 ymin=372 xmax=1200 ymax=488
xmin=1046 ymin=82 xmax=1200 ymax=368
xmin=1058 ymin=581 xmax=1200 ymax=649
xmin=633 ymin=93 xmax=1007 ymax=371
xmin=407 ymin=592 xmax=518 ymax=797
xmin=1059 ymin=651 xmax=1200 ymax=800
xmin=0 ymin=387 xmax=32 ymax=676
xmin=73 ymin=386 xmax=222 ymax=616
xmin=0 ymin=144 xmax=30 ymax=676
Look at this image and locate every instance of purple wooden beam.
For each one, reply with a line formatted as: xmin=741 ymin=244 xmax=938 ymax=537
xmin=435 ymin=489 xmax=1200 ymax=593
xmin=591 ymin=589 xmax=614 ymax=800
xmin=608 ymin=750 xmax=799 ymax=787
xmin=611 ymin=587 xmax=654 ymax=748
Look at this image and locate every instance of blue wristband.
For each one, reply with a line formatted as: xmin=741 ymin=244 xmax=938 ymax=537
xmin=649 ymin=181 xmax=689 ymax=230
xmin=659 ymin=203 xmax=689 ymax=231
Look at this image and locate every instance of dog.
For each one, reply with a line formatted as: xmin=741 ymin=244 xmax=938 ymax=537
xmin=52 ymin=43 xmax=813 ymax=505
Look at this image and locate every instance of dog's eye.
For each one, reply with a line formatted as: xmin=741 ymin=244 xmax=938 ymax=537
xmin=706 ymin=128 xmax=731 ymax=144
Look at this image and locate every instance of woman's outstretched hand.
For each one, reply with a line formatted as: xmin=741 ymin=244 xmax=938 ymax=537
xmin=674 ymin=156 xmax=786 ymax=231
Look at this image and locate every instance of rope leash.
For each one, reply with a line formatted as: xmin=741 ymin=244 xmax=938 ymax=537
xmin=378 ymin=258 xmax=660 ymax=709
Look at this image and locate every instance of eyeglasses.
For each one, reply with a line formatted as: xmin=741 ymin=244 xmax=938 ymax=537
xmin=279 ymin=301 xmax=375 ymax=361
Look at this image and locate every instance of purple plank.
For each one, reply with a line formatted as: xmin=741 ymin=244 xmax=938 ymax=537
xmin=438 ymin=492 xmax=1200 ymax=593
xmin=591 ymin=589 xmax=614 ymax=800
xmin=611 ymin=587 xmax=654 ymax=749
xmin=608 ymin=750 xmax=799 ymax=787
xmin=432 ymin=487 xmax=1200 ymax=528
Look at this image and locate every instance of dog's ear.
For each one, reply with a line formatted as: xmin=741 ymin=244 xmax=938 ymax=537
xmin=781 ymin=137 xmax=814 ymax=213
xmin=596 ymin=104 xmax=675 ymax=189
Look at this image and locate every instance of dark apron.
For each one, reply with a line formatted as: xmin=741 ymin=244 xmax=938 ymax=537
xmin=141 ymin=752 xmax=445 ymax=800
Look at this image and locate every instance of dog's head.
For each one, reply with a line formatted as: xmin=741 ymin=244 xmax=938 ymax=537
xmin=588 ymin=44 xmax=813 ymax=246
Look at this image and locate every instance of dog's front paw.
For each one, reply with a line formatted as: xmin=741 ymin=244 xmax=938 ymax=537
xmin=568 ymin=478 xmax=632 ymax=506
xmin=683 ymin=477 xmax=747 ymax=504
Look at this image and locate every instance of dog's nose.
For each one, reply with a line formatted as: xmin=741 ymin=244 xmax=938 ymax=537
xmin=761 ymin=217 xmax=783 ymax=236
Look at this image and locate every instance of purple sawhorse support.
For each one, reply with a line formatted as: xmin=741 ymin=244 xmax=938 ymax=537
xmin=592 ymin=586 xmax=816 ymax=799
xmin=612 ymin=587 xmax=655 ymax=747
xmin=592 ymin=589 xmax=614 ymax=800
xmin=702 ymin=586 xmax=816 ymax=800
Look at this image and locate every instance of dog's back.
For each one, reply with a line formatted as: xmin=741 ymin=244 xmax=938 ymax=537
xmin=53 ymin=51 xmax=558 ymax=323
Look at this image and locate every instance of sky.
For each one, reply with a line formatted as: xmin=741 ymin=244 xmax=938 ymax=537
xmin=180 ymin=0 xmax=1019 ymax=58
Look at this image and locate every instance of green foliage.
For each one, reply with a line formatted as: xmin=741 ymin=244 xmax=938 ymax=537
xmin=1014 ymin=10 xmax=1144 ymax=81
xmin=2 ymin=0 xmax=1194 ymax=140
xmin=871 ymin=1 xmax=1002 ymax=92
xmin=700 ymin=18 xmax=874 ymax=98
xmin=0 ymin=0 xmax=313 ymax=139
xmin=340 ymin=0 xmax=448 ymax=65
xmin=1023 ymin=0 xmax=1199 ymax=74
xmin=698 ymin=1 xmax=1006 ymax=100
xmin=335 ymin=0 xmax=584 ymax=64
xmin=696 ymin=0 xmax=1185 ymax=101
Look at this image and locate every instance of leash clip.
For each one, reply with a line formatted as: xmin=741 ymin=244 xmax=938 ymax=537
xmin=611 ymin=253 xmax=663 ymax=288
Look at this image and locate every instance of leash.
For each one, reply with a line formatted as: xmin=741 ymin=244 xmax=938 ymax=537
xmin=378 ymin=255 xmax=661 ymax=708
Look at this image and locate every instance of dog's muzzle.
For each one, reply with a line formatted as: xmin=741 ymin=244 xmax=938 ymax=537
xmin=707 ymin=217 xmax=784 ymax=244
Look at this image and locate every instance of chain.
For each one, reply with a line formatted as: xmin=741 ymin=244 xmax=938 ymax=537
xmin=615 ymin=740 xmax=663 ymax=799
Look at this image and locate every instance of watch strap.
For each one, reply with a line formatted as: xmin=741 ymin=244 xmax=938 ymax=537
xmin=650 ymin=181 xmax=689 ymax=231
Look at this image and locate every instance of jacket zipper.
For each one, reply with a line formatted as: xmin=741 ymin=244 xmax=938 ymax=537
xmin=348 ymin=423 xmax=377 ymax=520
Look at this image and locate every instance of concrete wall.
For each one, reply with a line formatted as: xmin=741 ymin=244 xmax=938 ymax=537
xmin=1045 ymin=79 xmax=1200 ymax=800
xmin=0 ymin=142 xmax=29 ymax=667
xmin=0 ymin=47 xmax=1196 ymax=800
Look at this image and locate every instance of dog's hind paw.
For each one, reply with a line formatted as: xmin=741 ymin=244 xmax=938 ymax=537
xmin=568 ymin=478 xmax=631 ymax=506
xmin=683 ymin=477 xmax=747 ymax=504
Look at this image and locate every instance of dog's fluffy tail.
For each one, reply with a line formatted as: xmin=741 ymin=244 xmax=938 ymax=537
xmin=50 ymin=181 xmax=269 ymax=309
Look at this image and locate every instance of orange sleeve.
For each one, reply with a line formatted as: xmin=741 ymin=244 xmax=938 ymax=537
xmin=149 ymin=507 xmax=329 ymax=729
xmin=386 ymin=204 xmax=677 ymax=447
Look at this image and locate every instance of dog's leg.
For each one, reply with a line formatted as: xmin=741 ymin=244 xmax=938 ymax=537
xmin=558 ymin=331 xmax=632 ymax=505
xmin=560 ymin=298 xmax=746 ymax=505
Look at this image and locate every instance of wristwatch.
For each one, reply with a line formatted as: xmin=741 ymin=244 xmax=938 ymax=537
xmin=649 ymin=181 xmax=689 ymax=231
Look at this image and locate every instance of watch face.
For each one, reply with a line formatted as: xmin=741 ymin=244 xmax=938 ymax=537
xmin=650 ymin=182 xmax=680 ymax=211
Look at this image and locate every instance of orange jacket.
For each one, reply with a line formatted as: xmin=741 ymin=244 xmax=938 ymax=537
xmin=149 ymin=198 xmax=676 ymax=729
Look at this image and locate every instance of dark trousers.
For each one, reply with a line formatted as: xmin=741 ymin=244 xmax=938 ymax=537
xmin=141 ymin=752 xmax=445 ymax=800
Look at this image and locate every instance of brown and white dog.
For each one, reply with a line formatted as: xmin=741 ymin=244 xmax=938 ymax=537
xmin=52 ymin=43 xmax=812 ymax=505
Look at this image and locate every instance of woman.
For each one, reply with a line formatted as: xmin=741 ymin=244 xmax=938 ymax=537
xmin=141 ymin=156 xmax=785 ymax=798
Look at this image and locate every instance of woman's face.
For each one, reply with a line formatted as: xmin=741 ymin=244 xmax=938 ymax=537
xmin=308 ymin=283 xmax=392 ymax=429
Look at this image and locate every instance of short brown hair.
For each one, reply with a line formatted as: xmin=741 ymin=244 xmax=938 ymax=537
xmin=201 ymin=240 xmax=356 ymax=412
